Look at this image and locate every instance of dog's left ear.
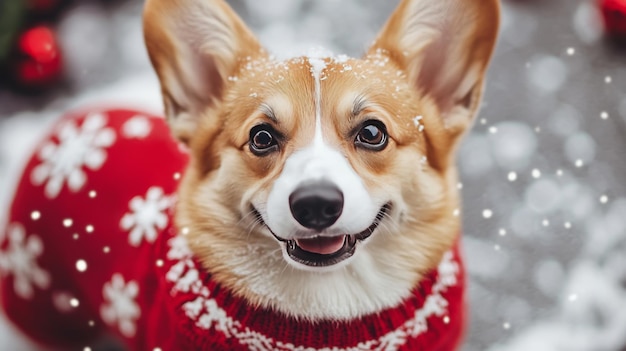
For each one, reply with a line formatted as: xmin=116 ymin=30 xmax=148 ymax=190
xmin=371 ymin=0 xmax=500 ymax=148
xmin=143 ymin=0 xmax=263 ymax=143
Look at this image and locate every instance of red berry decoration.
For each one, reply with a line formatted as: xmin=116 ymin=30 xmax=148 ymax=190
xmin=599 ymin=0 xmax=626 ymax=38
xmin=13 ymin=25 xmax=63 ymax=88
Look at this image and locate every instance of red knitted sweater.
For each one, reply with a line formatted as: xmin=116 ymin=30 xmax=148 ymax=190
xmin=0 ymin=108 xmax=466 ymax=351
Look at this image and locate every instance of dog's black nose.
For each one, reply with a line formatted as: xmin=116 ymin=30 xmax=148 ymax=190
xmin=289 ymin=181 xmax=344 ymax=231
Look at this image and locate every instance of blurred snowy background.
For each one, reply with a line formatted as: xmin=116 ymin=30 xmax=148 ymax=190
xmin=1 ymin=0 xmax=626 ymax=350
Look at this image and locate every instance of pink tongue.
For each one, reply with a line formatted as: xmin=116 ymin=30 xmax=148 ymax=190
xmin=296 ymin=235 xmax=346 ymax=255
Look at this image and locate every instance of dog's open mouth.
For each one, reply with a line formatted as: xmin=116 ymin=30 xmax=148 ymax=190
xmin=255 ymin=204 xmax=390 ymax=267
xmin=284 ymin=232 xmax=360 ymax=267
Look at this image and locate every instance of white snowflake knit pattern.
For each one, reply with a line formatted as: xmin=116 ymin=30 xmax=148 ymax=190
xmin=0 ymin=223 xmax=51 ymax=299
xmin=100 ymin=273 xmax=141 ymax=338
xmin=165 ymin=236 xmax=460 ymax=351
xmin=30 ymin=112 xmax=116 ymax=199
xmin=120 ymin=187 xmax=170 ymax=247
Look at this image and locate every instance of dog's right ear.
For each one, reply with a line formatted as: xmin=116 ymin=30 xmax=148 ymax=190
xmin=370 ymin=0 xmax=499 ymax=165
xmin=143 ymin=0 xmax=262 ymax=143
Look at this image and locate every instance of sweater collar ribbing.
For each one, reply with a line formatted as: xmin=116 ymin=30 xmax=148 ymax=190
xmin=160 ymin=233 xmax=465 ymax=351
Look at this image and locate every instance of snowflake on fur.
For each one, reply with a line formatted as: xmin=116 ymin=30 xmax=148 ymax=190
xmin=30 ymin=112 xmax=116 ymax=198
xmin=0 ymin=223 xmax=51 ymax=299
xmin=100 ymin=273 xmax=141 ymax=337
xmin=120 ymin=187 xmax=170 ymax=246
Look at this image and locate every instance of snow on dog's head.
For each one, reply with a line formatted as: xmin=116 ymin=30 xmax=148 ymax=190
xmin=144 ymin=0 xmax=499 ymax=320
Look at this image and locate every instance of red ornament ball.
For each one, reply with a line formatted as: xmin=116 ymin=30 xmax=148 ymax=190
xmin=14 ymin=25 xmax=63 ymax=87
xmin=599 ymin=0 xmax=626 ymax=38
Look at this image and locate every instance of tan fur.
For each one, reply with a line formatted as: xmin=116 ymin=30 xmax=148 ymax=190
xmin=143 ymin=0 xmax=264 ymax=143
xmin=144 ymin=0 xmax=499 ymax=319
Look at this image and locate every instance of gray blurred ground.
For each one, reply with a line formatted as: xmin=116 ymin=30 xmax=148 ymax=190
xmin=1 ymin=0 xmax=625 ymax=350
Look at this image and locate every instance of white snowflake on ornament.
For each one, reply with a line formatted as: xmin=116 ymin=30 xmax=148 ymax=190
xmin=120 ymin=187 xmax=170 ymax=246
xmin=0 ymin=223 xmax=51 ymax=299
xmin=30 ymin=112 xmax=116 ymax=199
xmin=100 ymin=273 xmax=140 ymax=337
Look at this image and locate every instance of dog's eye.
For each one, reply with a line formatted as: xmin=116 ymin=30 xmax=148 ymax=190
xmin=355 ymin=120 xmax=388 ymax=151
xmin=249 ymin=124 xmax=279 ymax=155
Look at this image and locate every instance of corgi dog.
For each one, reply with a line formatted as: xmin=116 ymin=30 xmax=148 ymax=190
xmin=0 ymin=0 xmax=499 ymax=350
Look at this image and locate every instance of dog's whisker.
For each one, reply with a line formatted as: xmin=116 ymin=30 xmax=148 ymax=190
xmin=278 ymin=260 xmax=291 ymax=276
xmin=237 ymin=209 xmax=260 ymax=227
xmin=244 ymin=219 xmax=264 ymax=240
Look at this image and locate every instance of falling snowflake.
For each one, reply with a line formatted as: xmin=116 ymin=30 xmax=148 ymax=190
xmin=122 ymin=115 xmax=152 ymax=139
xmin=52 ymin=291 xmax=78 ymax=313
xmin=100 ymin=273 xmax=140 ymax=337
xmin=30 ymin=112 xmax=116 ymax=199
xmin=0 ymin=223 xmax=51 ymax=299
xmin=120 ymin=187 xmax=170 ymax=246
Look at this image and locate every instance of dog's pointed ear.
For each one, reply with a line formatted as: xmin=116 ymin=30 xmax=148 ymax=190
xmin=143 ymin=0 xmax=263 ymax=143
xmin=370 ymin=0 xmax=500 ymax=139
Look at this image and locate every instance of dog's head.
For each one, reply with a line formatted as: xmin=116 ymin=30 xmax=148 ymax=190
xmin=144 ymin=0 xmax=499 ymax=320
